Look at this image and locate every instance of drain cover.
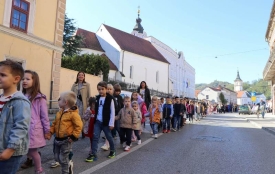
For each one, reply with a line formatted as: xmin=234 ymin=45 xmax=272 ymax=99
xmin=191 ymin=136 xmax=228 ymax=142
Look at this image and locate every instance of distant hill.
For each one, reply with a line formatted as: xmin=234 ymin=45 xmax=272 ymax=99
xmin=196 ymin=79 xmax=271 ymax=100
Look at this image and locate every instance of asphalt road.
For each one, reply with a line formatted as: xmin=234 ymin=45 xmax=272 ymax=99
xmin=18 ymin=113 xmax=275 ymax=174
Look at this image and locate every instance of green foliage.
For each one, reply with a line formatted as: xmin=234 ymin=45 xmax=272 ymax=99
xmin=196 ymin=79 xmax=271 ymax=100
xmin=62 ymin=14 xmax=83 ymax=57
xmin=219 ymin=92 xmax=227 ymax=105
xmin=61 ymin=54 xmax=110 ymax=81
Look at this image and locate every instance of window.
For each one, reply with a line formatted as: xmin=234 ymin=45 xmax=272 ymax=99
xmin=130 ymin=66 xmax=133 ymax=79
xmin=206 ymin=95 xmax=209 ymax=99
xmin=156 ymin=71 xmax=159 ymax=83
xmin=10 ymin=0 xmax=30 ymax=32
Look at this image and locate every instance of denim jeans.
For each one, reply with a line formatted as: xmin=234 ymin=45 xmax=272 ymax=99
xmin=262 ymin=111 xmax=265 ymax=118
xmin=173 ymin=115 xmax=181 ymax=130
xmin=119 ymin=128 xmax=132 ymax=146
xmin=54 ymin=139 xmax=72 ymax=174
xmin=163 ymin=118 xmax=171 ymax=130
xmin=0 ymin=155 xmax=22 ymax=174
xmin=196 ymin=113 xmax=201 ymax=120
xmin=150 ymin=123 xmax=159 ymax=135
xmin=92 ymin=120 xmax=115 ymax=155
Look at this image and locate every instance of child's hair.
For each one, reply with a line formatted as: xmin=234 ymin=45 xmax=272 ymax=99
xmin=0 ymin=59 xmax=24 ymax=80
xmin=114 ymin=83 xmax=121 ymax=92
xmin=97 ymin=81 xmax=107 ymax=89
xmin=22 ymin=70 xmax=42 ymax=102
xmin=107 ymin=84 xmax=113 ymax=89
xmin=132 ymin=101 xmax=138 ymax=107
xmin=60 ymin=91 xmax=76 ymax=108
xmin=88 ymin=97 xmax=96 ymax=106
xmin=175 ymin=96 xmax=179 ymax=99
xmin=74 ymin=71 xmax=86 ymax=84
xmin=124 ymin=96 xmax=131 ymax=101
xmin=131 ymin=91 xmax=138 ymax=101
xmin=152 ymin=96 xmax=158 ymax=102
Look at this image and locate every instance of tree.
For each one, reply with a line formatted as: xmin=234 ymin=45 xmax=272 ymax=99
xmin=62 ymin=14 xmax=83 ymax=57
xmin=219 ymin=92 xmax=227 ymax=105
xmin=61 ymin=54 xmax=110 ymax=81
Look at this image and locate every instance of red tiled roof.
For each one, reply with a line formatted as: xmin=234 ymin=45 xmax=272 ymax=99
xmin=103 ymin=24 xmax=169 ymax=64
xmin=237 ymin=91 xmax=244 ymax=98
xmin=208 ymin=87 xmax=221 ymax=92
xmin=76 ymin=28 xmax=104 ymax=52
xmin=101 ymin=54 xmax=118 ymax=71
xmin=195 ymin=90 xmax=201 ymax=97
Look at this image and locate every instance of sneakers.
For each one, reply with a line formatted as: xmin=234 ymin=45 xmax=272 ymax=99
xmin=167 ymin=130 xmax=171 ymax=133
xmin=108 ymin=151 xmax=116 ymax=158
xmin=162 ymin=129 xmax=167 ymax=133
xmin=85 ymin=154 xmax=97 ymax=162
xmin=50 ymin=161 xmax=60 ymax=168
xmin=21 ymin=158 xmax=33 ymax=169
xmin=137 ymin=140 xmax=141 ymax=145
xmin=155 ymin=134 xmax=158 ymax=139
xmin=101 ymin=144 xmax=109 ymax=151
xmin=120 ymin=142 xmax=126 ymax=148
xmin=124 ymin=146 xmax=130 ymax=151
xmin=172 ymin=128 xmax=177 ymax=132
xmin=69 ymin=160 xmax=73 ymax=174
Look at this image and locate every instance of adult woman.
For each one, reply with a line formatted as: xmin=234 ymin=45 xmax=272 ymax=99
xmin=137 ymin=81 xmax=151 ymax=109
xmin=71 ymin=71 xmax=91 ymax=138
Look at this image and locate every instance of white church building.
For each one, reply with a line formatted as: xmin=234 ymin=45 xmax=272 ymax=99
xmin=76 ymin=10 xmax=195 ymax=97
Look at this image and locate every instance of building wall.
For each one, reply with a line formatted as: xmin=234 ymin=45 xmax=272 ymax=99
xmin=184 ymin=61 xmax=196 ymax=98
xmin=122 ymin=51 xmax=169 ymax=93
xmin=60 ymin=68 xmax=102 ymax=97
xmin=198 ymin=88 xmax=218 ymax=102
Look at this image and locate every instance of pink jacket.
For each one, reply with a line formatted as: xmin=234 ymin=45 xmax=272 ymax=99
xmin=137 ymin=95 xmax=147 ymax=123
xmin=28 ymin=93 xmax=50 ymax=148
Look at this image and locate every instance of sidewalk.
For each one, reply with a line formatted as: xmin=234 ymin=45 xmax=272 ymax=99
xmin=236 ymin=112 xmax=275 ymax=135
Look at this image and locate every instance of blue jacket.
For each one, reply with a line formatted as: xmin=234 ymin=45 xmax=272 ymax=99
xmin=0 ymin=92 xmax=31 ymax=156
xmin=162 ymin=104 xmax=173 ymax=118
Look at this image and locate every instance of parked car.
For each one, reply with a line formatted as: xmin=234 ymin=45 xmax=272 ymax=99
xmin=238 ymin=105 xmax=251 ymax=115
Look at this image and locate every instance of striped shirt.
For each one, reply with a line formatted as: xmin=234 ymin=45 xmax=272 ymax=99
xmin=0 ymin=93 xmax=15 ymax=114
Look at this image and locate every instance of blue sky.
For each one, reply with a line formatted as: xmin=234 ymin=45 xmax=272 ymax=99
xmin=66 ymin=0 xmax=273 ymax=84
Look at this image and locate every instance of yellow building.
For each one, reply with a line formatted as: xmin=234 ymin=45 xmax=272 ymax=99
xmin=0 ymin=0 xmax=66 ymax=102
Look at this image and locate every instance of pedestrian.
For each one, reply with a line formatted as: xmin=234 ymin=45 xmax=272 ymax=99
xmin=112 ymin=84 xmax=124 ymax=139
xmin=173 ymin=96 xmax=184 ymax=131
xmin=89 ymin=81 xmax=116 ymax=161
xmin=0 ymin=60 xmax=31 ymax=174
xmin=260 ymin=99 xmax=266 ymax=119
xmin=46 ymin=91 xmax=83 ymax=174
xmin=71 ymin=71 xmax=91 ymax=139
xmin=101 ymin=84 xmax=118 ymax=151
xmin=137 ymin=81 xmax=151 ymax=109
xmin=162 ymin=96 xmax=173 ymax=133
xmin=116 ymin=96 xmax=137 ymax=151
xmin=21 ymin=70 xmax=50 ymax=174
xmin=187 ymin=101 xmax=195 ymax=123
xmin=145 ymin=96 xmax=162 ymax=139
xmin=132 ymin=101 xmax=142 ymax=145
xmin=180 ymin=98 xmax=186 ymax=127
xmin=195 ymin=102 xmax=201 ymax=121
xmin=84 ymin=97 xmax=96 ymax=162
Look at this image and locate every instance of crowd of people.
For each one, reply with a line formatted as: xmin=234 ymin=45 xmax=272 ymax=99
xmin=0 ymin=60 xmax=217 ymax=174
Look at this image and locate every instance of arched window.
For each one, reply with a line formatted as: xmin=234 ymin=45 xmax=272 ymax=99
xmin=130 ymin=65 xmax=133 ymax=79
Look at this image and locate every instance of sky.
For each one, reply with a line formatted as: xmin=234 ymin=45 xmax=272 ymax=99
xmin=66 ymin=0 xmax=273 ymax=84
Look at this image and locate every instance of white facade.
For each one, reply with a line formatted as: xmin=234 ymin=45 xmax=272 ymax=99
xmin=198 ymin=87 xmax=237 ymax=104
xmin=145 ymin=36 xmax=195 ymax=98
xmin=237 ymin=92 xmax=252 ymax=105
xmin=96 ymin=24 xmax=169 ymax=92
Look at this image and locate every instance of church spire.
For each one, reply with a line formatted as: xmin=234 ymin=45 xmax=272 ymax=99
xmin=235 ymin=70 xmax=242 ymax=81
xmin=133 ymin=6 xmax=144 ymax=33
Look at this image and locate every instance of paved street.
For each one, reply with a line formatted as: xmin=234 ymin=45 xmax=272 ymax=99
xmin=18 ymin=113 xmax=275 ymax=174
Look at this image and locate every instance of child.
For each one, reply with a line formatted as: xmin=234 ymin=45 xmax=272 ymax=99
xmin=112 ymin=84 xmax=124 ymax=139
xmin=187 ymin=101 xmax=195 ymax=123
xmin=132 ymin=101 xmax=142 ymax=145
xmin=22 ymin=70 xmax=50 ymax=174
xmin=173 ymin=96 xmax=184 ymax=132
xmin=162 ymin=96 xmax=173 ymax=133
xmin=84 ymin=97 xmax=96 ymax=162
xmin=116 ymin=96 xmax=137 ymax=151
xmin=89 ymin=81 xmax=116 ymax=161
xmin=46 ymin=91 xmax=83 ymax=174
xmin=0 ymin=60 xmax=31 ymax=174
xmin=180 ymin=98 xmax=186 ymax=127
xmin=145 ymin=96 xmax=162 ymax=139
xmin=195 ymin=102 xmax=201 ymax=121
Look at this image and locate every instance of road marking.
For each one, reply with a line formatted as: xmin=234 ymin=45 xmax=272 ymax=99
xmin=79 ymin=133 xmax=163 ymax=174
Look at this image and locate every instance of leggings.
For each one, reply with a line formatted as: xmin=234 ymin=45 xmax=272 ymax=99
xmin=133 ymin=130 xmax=141 ymax=140
xmin=28 ymin=148 xmax=42 ymax=171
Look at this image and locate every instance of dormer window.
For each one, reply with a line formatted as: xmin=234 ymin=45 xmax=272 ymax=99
xmin=10 ymin=0 xmax=30 ymax=32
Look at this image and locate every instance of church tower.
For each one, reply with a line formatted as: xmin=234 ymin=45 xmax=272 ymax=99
xmin=131 ymin=7 xmax=147 ymax=38
xmin=234 ymin=70 xmax=243 ymax=92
